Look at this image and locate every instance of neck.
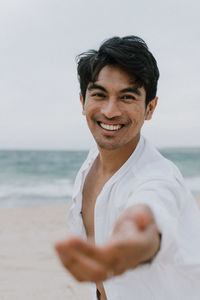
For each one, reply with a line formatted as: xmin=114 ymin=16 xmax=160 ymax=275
xmin=97 ymin=135 xmax=140 ymax=176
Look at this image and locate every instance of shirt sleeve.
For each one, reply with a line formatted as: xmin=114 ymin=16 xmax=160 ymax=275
xmin=123 ymin=178 xmax=185 ymax=264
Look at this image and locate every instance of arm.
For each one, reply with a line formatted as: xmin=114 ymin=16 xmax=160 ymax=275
xmin=55 ymin=204 xmax=160 ymax=282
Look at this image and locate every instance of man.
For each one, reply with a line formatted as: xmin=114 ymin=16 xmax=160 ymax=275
xmin=55 ymin=36 xmax=200 ymax=300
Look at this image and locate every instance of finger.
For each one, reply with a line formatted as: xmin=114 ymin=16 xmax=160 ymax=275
xmin=133 ymin=211 xmax=150 ymax=230
xmin=56 ymin=244 xmax=108 ymax=282
xmin=124 ymin=205 xmax=154 ymax=231
xmin=55 ymin=237 xmax=97 ymax=255
xmin=73 ymin=253 xmax=108 ymax=282
xmin=55 ymin=237 xmax=124 ymax=279
xmin=55 ymin=236 xmax=87 ymax=252
xmin=55 ymin=237 xmax=107 ymax=265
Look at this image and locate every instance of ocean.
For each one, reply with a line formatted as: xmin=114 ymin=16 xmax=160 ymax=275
xmin=0 ymin=148 xmax=199 ymax=208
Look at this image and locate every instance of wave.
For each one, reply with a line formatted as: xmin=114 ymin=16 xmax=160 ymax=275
xmin=1 ymin=175 xmax=199 ymax=209
xmin=0 ymin=178 xmax=73 ymax=208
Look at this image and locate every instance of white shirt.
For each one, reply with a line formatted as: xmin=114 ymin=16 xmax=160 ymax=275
xmin=67 ymin=136 xmax=200 ymax=300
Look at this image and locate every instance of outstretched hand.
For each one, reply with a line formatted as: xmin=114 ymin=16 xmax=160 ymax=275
xmin=54 ymin=204 xmax=160 ymax=282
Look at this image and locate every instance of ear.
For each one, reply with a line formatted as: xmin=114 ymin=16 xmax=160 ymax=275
xmin=145 ymin=97 xmax=158 ymax=120
xmin=80 ymin=93 xmax=85 ymax=115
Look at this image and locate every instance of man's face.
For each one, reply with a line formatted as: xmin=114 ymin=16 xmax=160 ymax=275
xmin=80 ymin=65 xmax=157 ymax=151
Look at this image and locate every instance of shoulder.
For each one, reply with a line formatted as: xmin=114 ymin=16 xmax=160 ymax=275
xmin=132 ymin=137 xmax=184 ymax=184
xmin=115 ymin=137 xmax=187 ymax=210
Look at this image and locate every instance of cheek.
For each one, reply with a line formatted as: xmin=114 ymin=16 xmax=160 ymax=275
xmin=127 ymin=105 xmax=145 ymax=119
xmin=84 ymin=101 xmax=99 ymax=113
xmin=128 ymin=108 xmax=146 ymax=128
xmin=134 ymin=105 xmax=146 ymax=119
xmin=86 ymin=105 xmax=103 ymax=122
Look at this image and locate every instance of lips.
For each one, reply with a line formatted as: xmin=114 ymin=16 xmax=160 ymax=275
xmin=98 ymin=122 xmax=123 ymax=131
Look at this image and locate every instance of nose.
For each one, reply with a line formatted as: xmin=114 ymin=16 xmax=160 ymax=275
xmin=101 ymin=98 xmax=122 ymax=119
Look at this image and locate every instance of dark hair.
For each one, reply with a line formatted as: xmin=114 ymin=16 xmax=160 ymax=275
xmin=77 ymin=35 xmax=159 ymax=106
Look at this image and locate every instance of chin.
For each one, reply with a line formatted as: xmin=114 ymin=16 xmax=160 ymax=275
xmin=96 ymin=138 xmax=126 ymax=151
xmin=94 ymin=134 xmax=140 ymax=152
xmin=98 ymin=144 xmax=120 ymax=151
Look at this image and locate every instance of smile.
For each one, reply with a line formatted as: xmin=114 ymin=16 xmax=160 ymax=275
xmin=98 ymin=122 xmax=123 ymax=131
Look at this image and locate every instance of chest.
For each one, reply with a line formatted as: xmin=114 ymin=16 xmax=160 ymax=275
xmin=81 ymin=169 xmax=110 ymax=241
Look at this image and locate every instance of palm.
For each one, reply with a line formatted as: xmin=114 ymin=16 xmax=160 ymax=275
xmin=55 ymin=205 xmax=158 ymax=282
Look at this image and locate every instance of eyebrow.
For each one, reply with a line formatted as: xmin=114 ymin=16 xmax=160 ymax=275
xmin=119 ymin=87 xmax=141 ymax=96
xmin=87 ymin=83 xmax=107 ymax=92
xmin=87 ymin=83 xmax=141 ymax=96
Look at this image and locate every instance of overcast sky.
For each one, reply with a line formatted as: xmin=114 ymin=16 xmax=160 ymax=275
xmin=0 ymin=0 xmax=199 ymax=149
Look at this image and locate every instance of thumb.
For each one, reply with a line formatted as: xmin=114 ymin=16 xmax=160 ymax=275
xmin=128 ymin=205 xmax=154 ymax=231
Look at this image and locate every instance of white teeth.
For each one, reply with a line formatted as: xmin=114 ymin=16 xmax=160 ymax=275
xmin=100 ymin=123 xmax=122 ymax=131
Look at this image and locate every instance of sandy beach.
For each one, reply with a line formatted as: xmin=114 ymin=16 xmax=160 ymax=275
xmin=0 ymin=198 xmax=200 ymax=300
xmin=0 ymin=204 xmax=92 ymax=300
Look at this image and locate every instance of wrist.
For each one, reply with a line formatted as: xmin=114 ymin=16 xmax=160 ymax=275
xmin=140 ymin=233 xmax=161 ymax=265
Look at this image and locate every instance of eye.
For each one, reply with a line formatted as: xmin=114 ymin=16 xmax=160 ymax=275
xmin=91 ymin=92 xmax=106 ymax=98
xmin=121 ymin=94 xmax=136 ymax=100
